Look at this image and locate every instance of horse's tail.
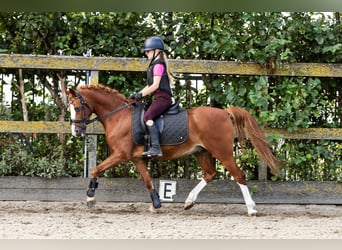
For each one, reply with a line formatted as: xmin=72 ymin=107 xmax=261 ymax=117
xmin=226 ymin=106 xmax=284 ymax=177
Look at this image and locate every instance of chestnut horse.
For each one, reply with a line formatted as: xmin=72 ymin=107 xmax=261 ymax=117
xmin=66 ymin=84 xmax=283 ymax=216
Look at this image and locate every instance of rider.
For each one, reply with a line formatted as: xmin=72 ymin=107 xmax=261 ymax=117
xmin=130 ymin=36 xmax=174 ymax=157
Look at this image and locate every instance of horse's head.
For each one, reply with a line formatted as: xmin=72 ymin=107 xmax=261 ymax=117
xmin=65 ymin=88 xmax=93 ymax=137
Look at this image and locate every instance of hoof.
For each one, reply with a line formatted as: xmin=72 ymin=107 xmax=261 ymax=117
xmin=86 ymin=197 xmax=96 ymax=208
xmin=184 ymin=201 xmax=195 ymax=210
xmin=248 ymin=212 xmax=257 ymax=217
xmin=247 ymin=208 xmax=258 ymax=217
xmin=149 ymin=203 xmax=158 ymax=213
xmin=247 ymin=205 xmax=257 ymax=216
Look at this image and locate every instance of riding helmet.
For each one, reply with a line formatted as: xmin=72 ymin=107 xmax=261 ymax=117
xmin=142 ymin=36 xmax=164 ymax=52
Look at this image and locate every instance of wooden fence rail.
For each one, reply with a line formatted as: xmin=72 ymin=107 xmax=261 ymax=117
xmin=1 ymin=54 xmax=342 ymax=77
xmin=0 ymin=121 xmax=341 ymax=140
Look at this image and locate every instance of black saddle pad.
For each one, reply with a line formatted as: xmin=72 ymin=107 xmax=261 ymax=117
xmin=132 ymin=103 xmax=188 ymax=146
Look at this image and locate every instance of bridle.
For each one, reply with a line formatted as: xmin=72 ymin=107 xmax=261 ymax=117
xmin=69 ymin=90 xmax=132 ymax=130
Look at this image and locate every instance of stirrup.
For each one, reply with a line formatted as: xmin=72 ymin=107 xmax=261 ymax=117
xmin=142 ymin=148 xmax=163 ymax=157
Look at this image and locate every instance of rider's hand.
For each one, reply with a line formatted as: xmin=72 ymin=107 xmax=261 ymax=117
xmin=129 ymin=92 xmax=142 ymax=101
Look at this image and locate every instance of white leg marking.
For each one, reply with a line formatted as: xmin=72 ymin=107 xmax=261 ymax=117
xmin=149 ymin=203 xmax=158 ymax=213
xmin=238 ymin=183 xmax=257 ymax=215
xmin=185 ymin=178 xmax=207 ymax=204
xmin=86 ymin=196 xmax=95 ymax=202
xmin=69 ymin=104 xmax=77 ymax=137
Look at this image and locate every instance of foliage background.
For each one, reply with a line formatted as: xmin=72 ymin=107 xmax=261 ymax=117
xmin=0 ymin=12 xmax=341 ymax=180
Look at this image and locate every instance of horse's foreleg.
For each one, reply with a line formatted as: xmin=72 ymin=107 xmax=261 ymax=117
xmin=86 ymin=154 xmax=121 ymax=207
xmin=86 ymin=178 xmax=99 ymax=207
xmin=133 ymin=159 xmax=161 ymax=210
xmin=150 ymin=189 xmax=161 ymax=210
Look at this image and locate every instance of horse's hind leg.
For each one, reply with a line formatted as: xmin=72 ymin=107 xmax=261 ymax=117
xmin=184 ymin=150 xmax=216 ymax=210
xmin=237 ymin=182 xmax=257 ymax=216
xmin=217 ymin=150 xmax=257 ymax=216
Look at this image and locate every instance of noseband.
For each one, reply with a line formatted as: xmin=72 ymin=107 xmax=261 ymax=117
xmin=69 ymin=90 xmax=131 ymax=129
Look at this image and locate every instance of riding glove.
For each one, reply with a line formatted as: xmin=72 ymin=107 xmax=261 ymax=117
xmin=129 ymin=92 xmax=142 ymax=101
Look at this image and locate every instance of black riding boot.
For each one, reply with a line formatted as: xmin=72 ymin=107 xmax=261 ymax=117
xmin=142 ymin=122 xmax=162 ymax=157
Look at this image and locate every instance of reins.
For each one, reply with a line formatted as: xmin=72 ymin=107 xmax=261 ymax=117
xmin=86 ymin=102 xmax=132 ymax=125
xmin=69 ymin=90 xmax=133 ymax=126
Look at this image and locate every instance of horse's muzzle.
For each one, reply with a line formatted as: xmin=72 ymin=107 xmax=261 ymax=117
xmin=72 ymin=124 xmax=86 ymax=137
xmin=75 ymin=129 xmax=86 ymax=137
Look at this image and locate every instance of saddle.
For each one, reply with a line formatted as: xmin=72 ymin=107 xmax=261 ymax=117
xmin=131 ymin=101 xmax=188 ymax=146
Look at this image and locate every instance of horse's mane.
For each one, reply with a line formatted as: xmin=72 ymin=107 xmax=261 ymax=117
xmin=77 ymin=84 xmax=127 ymax=101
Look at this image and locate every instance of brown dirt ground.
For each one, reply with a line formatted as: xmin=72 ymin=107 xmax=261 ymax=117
xmin=0 ymin=201 xmax=341 ymax=239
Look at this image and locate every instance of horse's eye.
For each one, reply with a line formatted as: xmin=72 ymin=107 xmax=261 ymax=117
xmin=75 ymin=107 xmax=81 ymax=112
